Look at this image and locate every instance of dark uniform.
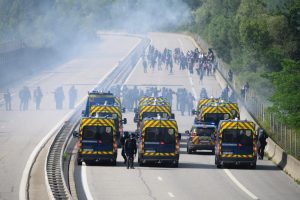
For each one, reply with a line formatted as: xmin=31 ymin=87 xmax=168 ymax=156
xmin=257 ymin=129 xmax=268 ymax=160
xmin=124 ymin=134 xmax=137 ymax=169
xmin=19 ymin=86 xmax=31 ymax=111
xmin=4 ymin=89 xmax=12 ymax=111
xmin=54 ymin=86 xmax=64 ymax=110
xmin=68 ymin=85 xmax=77 ymax=109
xmin=33 ymin=86 xmax=43 ymax=110
xmin=120 ymin=132 xmax=129 ymax=164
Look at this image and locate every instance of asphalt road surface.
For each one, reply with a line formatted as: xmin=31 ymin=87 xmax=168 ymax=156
xmin=0 ymin=35 xmax=140 ymax=200
xmin=80 ymin=33 xmax=300 ymax=200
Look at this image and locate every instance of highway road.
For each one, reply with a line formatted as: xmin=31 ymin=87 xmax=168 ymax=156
xmin=80 ymin=33 xmax=300 ymax=200
xmin=0 ymin=35 xmax=140 ymax=200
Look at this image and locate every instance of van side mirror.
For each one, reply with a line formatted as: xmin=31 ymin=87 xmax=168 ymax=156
xmin=192 ymin=109 xmax=197 ymax=115
xmin=122 ymin=107 xmax=126 ymax=113
xmin=171 ymin=113 xmax=175 ymax=119
xmin=178 ymin=133 xmax=182 ymax=140
xmin=122 ymin=118 xmax=127 ymax=124
xmin=73 ymin=131 xmax=79 ymax=138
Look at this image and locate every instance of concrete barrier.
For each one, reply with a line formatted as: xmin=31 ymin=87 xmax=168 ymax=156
xmin=190 ymin=34 xmax=300 ymax=182
xmin=265 ymin=138 xmax=300 ymax=181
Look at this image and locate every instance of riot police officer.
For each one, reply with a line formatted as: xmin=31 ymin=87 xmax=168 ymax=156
xmin=124 ymin=133 xmax=137 ymax=169
xmin=120 ymin=131 xmax=129 ymax=164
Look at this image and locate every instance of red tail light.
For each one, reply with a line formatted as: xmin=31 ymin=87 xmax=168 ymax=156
xmin=192 ymin=132 xmax=197 ymax=137
xmin=238 ymin=143 xmax=243 ymax=147
xmin=160 ymin=141 xmax=165 ymax=145
xmin=98 ymin=140 xmax=103 ymax=144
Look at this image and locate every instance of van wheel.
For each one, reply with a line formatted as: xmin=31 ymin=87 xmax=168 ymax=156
xmin=187 ymin=147 xmax=192 ymax=154
xmin=139 ymin=160 xmax=144 ymax=166
xmin=250 ymin=162 xmax=256 ymax=169
xmin=212 ymin=149 xmax=215 ymax=155
xmin=111 ymin=159 xmax=117 ymax=166
xmin=215 ymin=157 xmax=222 ymax=168
xmin=138 ymin=157 xmax=144 ymax=166
xmin=77 ymin=159 xmax=82 ymax=166
xmin=172 ymin=162 xmax=179 ymax=168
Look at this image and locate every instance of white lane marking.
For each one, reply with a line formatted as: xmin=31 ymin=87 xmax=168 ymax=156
xmin=157 ymin=176 xmax=163 ymax=181
xmin=168 ymin=192 xmax=175 ymax=198
xmin=82 ymin=162 xmax=94 ymax=200
xmin=224 ymin=169 xmax=259 ymax=200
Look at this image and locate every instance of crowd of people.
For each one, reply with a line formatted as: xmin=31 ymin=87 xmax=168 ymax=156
xmin=2 ymin=85 xmax=78 ymax=111
xmin=110 ymin=84 xmax=196 ymax=116
xmin=143 ymin=45 xmax=174 ymax=73
xmin=143 ymin=45 xmax=218 ymax=85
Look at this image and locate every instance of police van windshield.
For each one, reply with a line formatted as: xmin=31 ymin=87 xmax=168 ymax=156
xmin=194 ymin=127 xmax=214 ymax=137
xmin=90 ymin=97 xmax=119 ymax=106
xmin=145 ymin=127 xmax=175 ymax=144
xmin=96 ymin=112 xmax=118 ymax=119
xmin=142 ymin=112 xmax=168 ymax=119
xmin=222 ymin=129 xmax=253 ymax=146
xmin=204 ymin=113 xmax=230 ymax=125
xmin=83 ymin=126 xmax=113 ymax=144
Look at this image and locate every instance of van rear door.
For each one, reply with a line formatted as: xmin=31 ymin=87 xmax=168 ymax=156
xmin=144 ymin=127 xmax=176 ymax=153
xmin=82 ymin=126 xmax=98 ymax=152
xmin=221 ymin=129 xmax=238 ymax=155
xmin=98 ymin=126 xmax=113 ymax=151
xmin=221 ymin=129 xmax=253 ymax=156
xmin=237 ymin=129 xmax=253 ymax=155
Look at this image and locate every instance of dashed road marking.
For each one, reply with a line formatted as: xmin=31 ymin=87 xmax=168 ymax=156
xmin=224 ymin=169 xmax=259 ymax=200
xmin=168 ymin=192 xmax=175 ymax=198
xmin=157 ymin=176 xmax=163 ymax=181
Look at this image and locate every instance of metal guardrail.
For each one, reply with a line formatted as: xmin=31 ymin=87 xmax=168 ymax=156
xmin=44 ymin=35 xmax=150 ymax=199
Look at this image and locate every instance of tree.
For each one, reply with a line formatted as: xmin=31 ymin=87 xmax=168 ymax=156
xmin=266 ymin=59 xmax=300 ymax=129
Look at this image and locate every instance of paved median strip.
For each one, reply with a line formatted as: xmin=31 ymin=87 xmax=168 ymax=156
xmin=224 ymin=169 xmax=259 ymax=200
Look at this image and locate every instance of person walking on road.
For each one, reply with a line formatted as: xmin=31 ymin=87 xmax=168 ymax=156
xmin=33 ymin=86 xmax=43 ymax=110
xmin=54 ymin=86 xmax=64 ymax=110
xmin=68 ymin=85 xmax=77 ymax=109
xmin=4 ymin=89 xmax=12 ymax=111
xmin=19 ymin=86 xmax=31 ymax=111
xmin=120 ymin=131 xmax=129 ymax=164
xmin=257 ymin=128 xmax=268 ymax=160
xmin=143 ymin=59 xmax=148 ymax=73
xmin=124 ymin=133 xmax=137 ymax=169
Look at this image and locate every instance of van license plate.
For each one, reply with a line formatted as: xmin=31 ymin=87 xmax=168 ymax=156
xmin=83 ymin=149 xmax=94 ymax=151
xmin=145 ymin=150 xmax=156 ymax=153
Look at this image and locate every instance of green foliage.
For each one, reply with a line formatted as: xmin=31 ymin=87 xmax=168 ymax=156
xmin=190 ymin=0 xmax=300 ymax=127
xmin=266 ymin=59 xmax=300 ymax=129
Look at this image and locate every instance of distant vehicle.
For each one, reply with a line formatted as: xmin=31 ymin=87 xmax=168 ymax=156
xmin=218 ymin=101 xmax=240 ymax=119
xmin=215 ymin=119 xmax=257 ymax=169
xmin=82 ymin=91 xmax=125 ymax=117
xmin=186 ymin=122 xmax=216 ymax=154
xmin=75 ymin=117 xmax=118 ymax=165
xmin=193 ymin=97 xmax=220 ymax=115
xmin=137 ymin=116 xmax=181 ymax=167
xmin=195 ymin=102 xmax=234 ymax=126
xmin=89 ymin=105 xmax=127 ymax=145
xmin=134 ymin=97 xmax=174 ymax=131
